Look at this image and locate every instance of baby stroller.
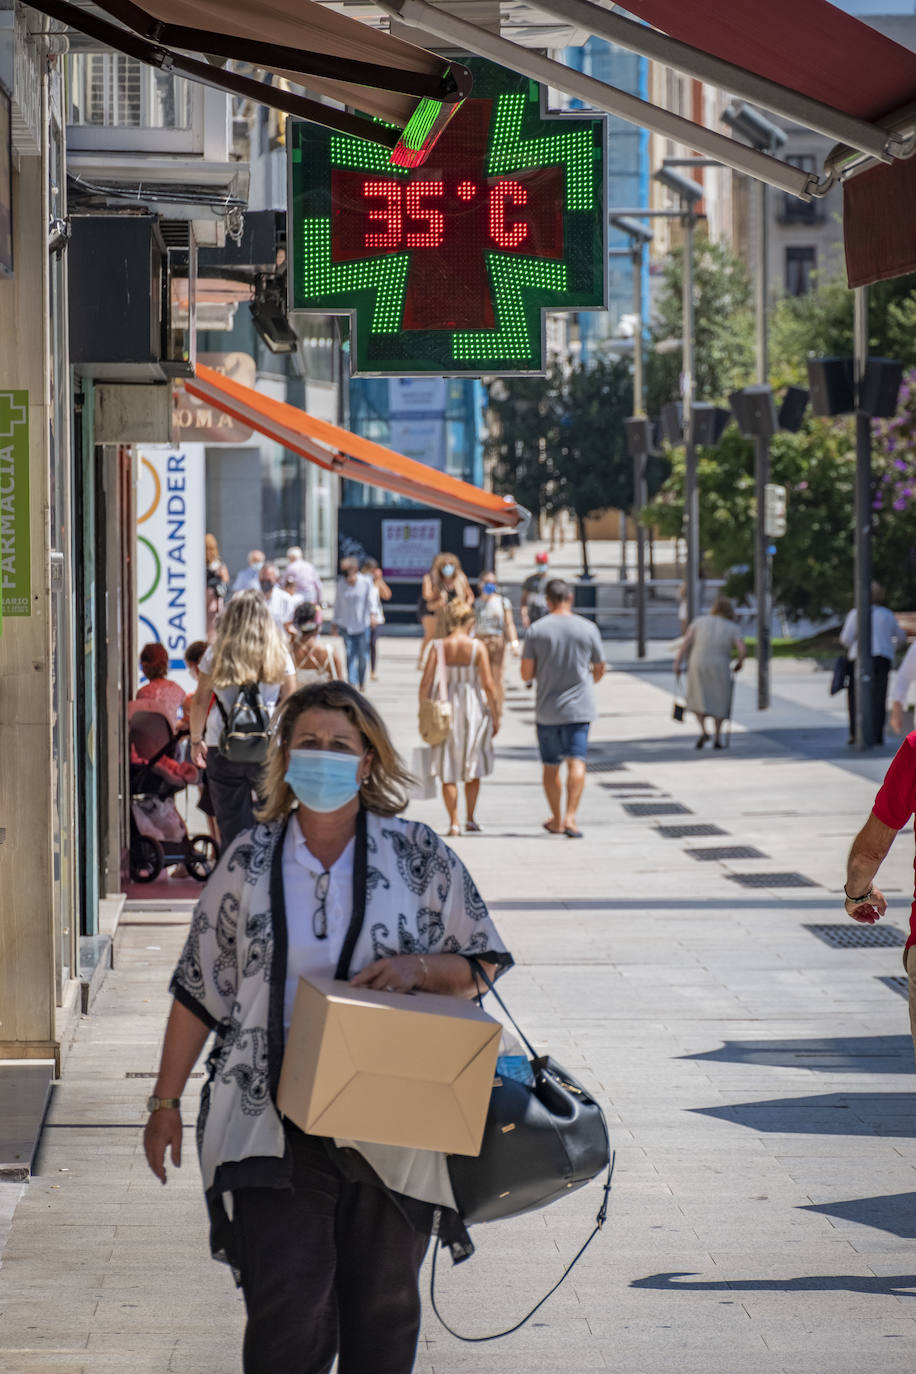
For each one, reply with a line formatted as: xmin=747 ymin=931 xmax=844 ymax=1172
xmin=128 ymin=704 xmax=220 ymax=883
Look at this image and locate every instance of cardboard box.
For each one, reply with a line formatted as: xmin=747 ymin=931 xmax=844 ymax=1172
xmin=277 ymin=974 xmax=501 ymax=1156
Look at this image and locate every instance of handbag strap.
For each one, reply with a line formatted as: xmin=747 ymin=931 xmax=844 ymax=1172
xmin=430 ymin=1146 xmax=615 ymax=1343
xmin=333 ymin=806 xmax=369 ymax=981
xmin=467 ymin=958 xmax=540 ymax=1063
xmin=435 ymin=639 xmax=448 ymax=703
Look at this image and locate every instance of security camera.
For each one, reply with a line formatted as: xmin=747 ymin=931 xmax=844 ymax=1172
xmin=653 ymin=165 xmax=704 ymax=205
xmin=721 ymin=103 xmax=788 ymax=153
xmin=610 ymin=215 xmax=654 ymax=244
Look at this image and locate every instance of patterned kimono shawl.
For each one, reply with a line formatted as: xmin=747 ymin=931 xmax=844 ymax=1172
xmin=169 ymin=811 xmax=512 ymax=1266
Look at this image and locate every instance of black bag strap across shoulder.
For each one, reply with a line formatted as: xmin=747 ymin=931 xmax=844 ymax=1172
xmin=429 ymin=957 xmax=615 ymax=1343
xmin=334 ymin=806 xmax=369 ymax=981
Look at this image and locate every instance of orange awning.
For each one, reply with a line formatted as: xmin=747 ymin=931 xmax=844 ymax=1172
xmin=185 ymin=363 xmax=522 ymax=530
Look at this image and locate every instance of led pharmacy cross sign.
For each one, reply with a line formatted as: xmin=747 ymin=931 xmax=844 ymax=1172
xmin=288 ymin=58 xmax=607 ymax=376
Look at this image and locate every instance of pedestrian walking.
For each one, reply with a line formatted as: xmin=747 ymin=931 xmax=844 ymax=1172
xmin=182 ymin=639 xmax=220 ymax=846
xmin=288 ymin=601 xmax=344 ymax=686
xmin=335 ymin=557 xmax=374 ymax=689
xmin=890 ymin=637 xmax=916 ymax=736
xmin=137 ymin=642 xmax=186 ymax=729
xmin=521 ymin=578 xmax=605 ymax=838
xmin=258 ymin=561 xmax=295 ymax=630
xmin=361 ymin=557 xmax=392 ymax=681
xmin=188 ymin=590 xmax=296 ymax=847
xmin=144 ymin=679 xmax=511 ymax=1374
xmin=843 ymin=732 xmax=916 ymax=1064
xmin=674 ymin=595 xmax=746 ymax=750
xmin=520 ymin=550 xmax=551 ymax=631
xmin=839 ymin=583 xmax=905 ymax=745
xmin=419 ymin=600 xmax=500 ymax=836
xmin=473 ymin=570 xmax=519 ymax=713
xmin=232 ymin=548 xmax=267 ymax=596
xmin=284 ymin=545 xmax=323 ymax=604
xmin=417 ymin=553 xmax=474 ymax=668
xmin=205 ymin=533 xmax=229 ymax=640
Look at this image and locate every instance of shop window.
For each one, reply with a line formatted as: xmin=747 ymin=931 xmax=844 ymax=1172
xmin=69 ymin=53 xmax=192 ymax=129
xmin=785 ymin=245 xmax=816 ymax=296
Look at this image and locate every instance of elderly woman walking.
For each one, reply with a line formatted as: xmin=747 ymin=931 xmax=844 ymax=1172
xmin=674 ymin=594 xmax=746 ymax=749
xmin=144 ymin=680 xmax=511 ymax=1374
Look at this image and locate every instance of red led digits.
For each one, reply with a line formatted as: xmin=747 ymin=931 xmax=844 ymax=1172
xmin=489 ymin=180 xmax=529 ymax=249
xmin=364 ymin=181 xmax=402 ymax=249
xmin=406 ymin=181 xmax=445 ymax=248
xmin=457 ymin=181 xmax=476 ymax=201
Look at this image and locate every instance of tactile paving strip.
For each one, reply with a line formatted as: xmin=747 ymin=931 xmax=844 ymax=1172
xmin=623 ymin=801 xmax=693 ymax=816
xmin=656 ymin=823 xmax=727 ymax=839
xmin=726 ymin=871 xmax=819 ymax=888
xmin=685 ymin=846 xmax=768 ymax=861
xmin=806 ymin=924 xmax=906 ymax=948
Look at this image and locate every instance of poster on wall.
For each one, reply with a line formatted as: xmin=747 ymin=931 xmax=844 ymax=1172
xmin=0 ymin=390 xmax=30 ymax=620
xmin=136 ymin=445 xmax=206 ymax=689
xmin=381 ymin=518 xmax=441 ymax=579
xmin=388 ymin=416 xmax=447 ymax=472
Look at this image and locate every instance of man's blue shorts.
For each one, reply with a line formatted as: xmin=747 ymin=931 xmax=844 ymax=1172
xmin=536 ymin=722 xmax=590 ymax=766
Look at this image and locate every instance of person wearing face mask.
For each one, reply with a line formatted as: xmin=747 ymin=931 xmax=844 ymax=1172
xmin=144 ymin=680 xmax=512 ymax=1374
xmin=474 ymin=570 xmax=519 ymax=714
xmin=258 ymin=561 xmax=295 ymax=630
xmin=334 ymin=557 xmax=375 ymax=689
xmin=232 ymin=548 xmax=267 ymax=596
xmin=417 ymin=552 xmax=473 ymax=669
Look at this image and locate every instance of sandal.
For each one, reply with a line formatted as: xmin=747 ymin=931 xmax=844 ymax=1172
xmin=465 ymin=820 xmax=483 ymax=833
xmin=446 ymin=824 xmax=461 ymax=837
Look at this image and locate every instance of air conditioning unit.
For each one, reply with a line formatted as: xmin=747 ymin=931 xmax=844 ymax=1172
xmin=69 ymin=214 xmax=196 ymax=382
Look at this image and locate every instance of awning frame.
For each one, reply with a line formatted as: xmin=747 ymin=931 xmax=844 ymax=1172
xmin=30 ymin=0 xmax=472 ymax=155
xmin=379 ymin=0 xmax=820 ymax=201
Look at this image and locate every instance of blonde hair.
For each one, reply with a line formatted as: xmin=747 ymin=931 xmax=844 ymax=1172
xmin=711 ymin=595 xmax=737 ymax=621
xmin=445 ymin=600 xmax=475 ymax=633
xmin=431 ymin=551 xmax=464 ymax=583
xmin=208 ymin=589 xmax=289 ymax=687
xmin=258 ymin=681 xmax=412 ymax=822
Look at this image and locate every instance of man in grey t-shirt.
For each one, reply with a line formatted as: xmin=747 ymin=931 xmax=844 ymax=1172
xmin=521 ymin=579 xmax=605 ymax=838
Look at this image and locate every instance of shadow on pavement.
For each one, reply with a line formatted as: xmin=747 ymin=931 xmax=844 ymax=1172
xmin=631 ymin=1271 xmax=916 ymax=1296
xmin=488 ymin=897 xmax=843 ymax=910
xmin=680 ymin=1036 xmax=914 ymax=1075
xmin=691 ymin=1092 xmax=916 ymax=1137
xmin=801 ymin=1192 xmax=916 ymax=1239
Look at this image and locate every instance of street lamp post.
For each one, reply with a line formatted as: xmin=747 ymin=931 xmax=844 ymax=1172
xmin=611 ymin=214 xmax=654 ymax=658
xmin=853 ymin=286 xmax=874 ymax=750
xmin=654 ymin=165 xmax=704 ymax=626
xmin=720 ymin=104 xmax=787 ymax=712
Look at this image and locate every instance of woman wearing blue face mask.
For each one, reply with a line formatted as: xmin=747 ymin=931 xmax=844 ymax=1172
xmin=144 ymin=680 xmax=512 ymax=1374
xmin=417 ymin=551 xmax=474 ymax=669
xmin=474 ymin=569 xmax=519 ymax=715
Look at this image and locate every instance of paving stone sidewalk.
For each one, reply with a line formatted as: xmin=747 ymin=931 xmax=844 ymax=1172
xmin=2 ymin=639 xmax=916 ymax=1373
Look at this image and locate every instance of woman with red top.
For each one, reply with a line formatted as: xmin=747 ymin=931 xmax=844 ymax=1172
xmin=137 ymin=643 xmax=186 ymax=729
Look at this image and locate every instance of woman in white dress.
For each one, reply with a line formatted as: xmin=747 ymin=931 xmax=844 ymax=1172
xmin=674 ymin=595 xmax=746 ymax=749
xmin=418 ymin=600 xmax=500 ymax=835
xmin=287 ymin=601 xmax=345 ymax=686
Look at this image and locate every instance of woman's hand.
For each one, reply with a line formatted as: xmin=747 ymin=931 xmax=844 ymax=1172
xmin=351 ymin=955 xmax=427 ymax=993
xmin=491 ymin=712 xmax=501 ymax=738
xmin=191 ymin=740 xmax=207 ymax=769
xmin=144 ymin=1108 xmax=182 ymax=1185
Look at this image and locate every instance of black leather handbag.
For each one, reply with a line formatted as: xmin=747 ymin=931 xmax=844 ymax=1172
xmin=447 ymin=963 xmax=611 ymax=1226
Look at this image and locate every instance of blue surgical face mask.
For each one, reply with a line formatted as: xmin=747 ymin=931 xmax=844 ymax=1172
xmin=442 ymin=563 xmax=456 ymax=577
xmin=285 ymin=749 xmax=363 ymax=813
xmin=482 ymin=581 xmax=497 ymax=594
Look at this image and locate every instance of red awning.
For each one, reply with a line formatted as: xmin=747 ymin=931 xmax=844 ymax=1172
xmin=185 ymin=364 xmax=522 ymax=530
xmin=618 ymin=0 xmax=916 ymax=286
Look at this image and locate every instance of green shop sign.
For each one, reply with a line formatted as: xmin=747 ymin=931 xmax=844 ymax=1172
xmin=0 ymin=390 xmax=30 ymax=619
xmin=288 ymin=57 xmax=607 ymax=376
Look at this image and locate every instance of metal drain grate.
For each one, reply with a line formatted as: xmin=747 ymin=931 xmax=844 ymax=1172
xmin=601 ymin=785 xmax=659 ymax=796
xmin=623 ymin=801 xmax=692 ymax=817
xmin=657 ymin=823 xmax=727 ymax=839
xmin=878 ymin=975 xmax=909 ymax=998
xmin=586 ymin=760 xmax=628 ymax=773
xmin=806 ymin=924 xmax=906 ymax=949
xmin=686 ymin=845 xmax=768 ymax=862
xmin=601 ymin=786 xmax=669 ymax=798
xmin=726 ymin=871 xmax=819 ymax=888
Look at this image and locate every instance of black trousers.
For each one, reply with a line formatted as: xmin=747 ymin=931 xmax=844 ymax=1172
xmin=233 ymin=1128 xmax=431 ymax=1374
xmin=206 ymin=751 xmax=262 ymax=848
xmin=846 ymin=654 xmax=891 ymax=744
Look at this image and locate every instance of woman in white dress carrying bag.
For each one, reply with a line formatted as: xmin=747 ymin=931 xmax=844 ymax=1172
xmin=419 ymin=600 xmax=501 ymax=836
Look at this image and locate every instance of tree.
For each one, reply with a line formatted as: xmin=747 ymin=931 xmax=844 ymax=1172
xmin=646 ymin=233 xmax=754 ymax=415
xmin=769 ymin=270 xmax=916 ymax=387
xmin=486 ymin=356 xmax=647 ymax=577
